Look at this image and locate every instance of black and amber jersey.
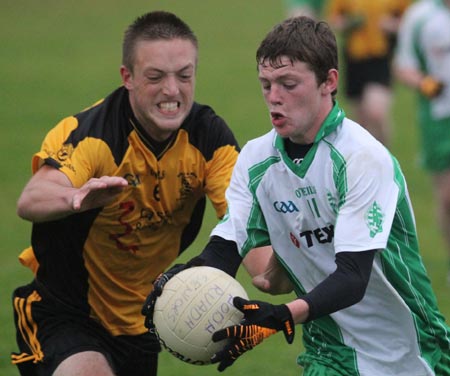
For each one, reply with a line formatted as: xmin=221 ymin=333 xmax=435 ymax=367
xmin=327 ymin=0 xmax=411 ymax=60
xmin=24 ymin=86 xmax=239 ymax=336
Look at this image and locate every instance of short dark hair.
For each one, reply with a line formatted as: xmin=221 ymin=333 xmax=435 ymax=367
xmin=256 ymin=16 xmax=338 ymax=92
xmin=122 ymin=11 xmax=198 ymax=71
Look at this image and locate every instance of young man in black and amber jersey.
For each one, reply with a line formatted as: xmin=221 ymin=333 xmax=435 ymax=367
xmin=11 ymin=11 xmax=239 ymax=376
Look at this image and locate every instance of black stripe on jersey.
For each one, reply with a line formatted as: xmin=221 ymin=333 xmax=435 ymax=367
xmin=180 ymin=103 xmax=240 ymax=161
xmin=68 ymin=88 xmax=134 ymax=167
xmin=32 ymin=208 xmax=101 ymax=312
xmin=179 ymin=196 xmax=206 ymax=254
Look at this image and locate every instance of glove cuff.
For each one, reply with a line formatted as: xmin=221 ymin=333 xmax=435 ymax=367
xmin=274 ymin=304 xmax=295 ymax=344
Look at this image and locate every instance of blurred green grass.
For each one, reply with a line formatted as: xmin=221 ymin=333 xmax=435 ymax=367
xmin=1 ymin=1 xmax=449 ymax=376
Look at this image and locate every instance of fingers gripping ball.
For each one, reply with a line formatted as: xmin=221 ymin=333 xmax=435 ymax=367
xmin=152 ymin=266 xmax=248 ymax=365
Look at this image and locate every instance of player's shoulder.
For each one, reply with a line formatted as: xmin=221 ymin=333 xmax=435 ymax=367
xmin=181 ymin=102 xmax=240 ymax=160
xmin=64 ymin=87 xmax=132 ymax=147
xmin=330 ymin=117 xmax=392 ymax=163
xmin=182 ymin=102 xmax=229 ymax=132
xmin=402 ymin=0 xmax=437 ymax=24
xmin=238 ymin=129 xmax=278 ymax=163
xmin=42 ymin=87 xmax=133 ymax=168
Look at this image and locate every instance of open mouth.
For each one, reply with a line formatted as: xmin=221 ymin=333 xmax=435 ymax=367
xmin=158 ymin=101 xmax=180 ymax=113
xmin=271 ymin=112 xmax=284 ymax=120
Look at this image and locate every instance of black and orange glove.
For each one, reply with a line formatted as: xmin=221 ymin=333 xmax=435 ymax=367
xmin=211 ymin=297 xmax=295 ymax=372
xmin=141 ymin=256 xmax=204 ymax=330
xmin=419 ymin=76 xmax=444 ymax=98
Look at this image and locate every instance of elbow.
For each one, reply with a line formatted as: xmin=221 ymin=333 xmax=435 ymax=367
xmin=352 ymin=283 xmax=367 ymax=305
xmin=17 ymin=197 xmax=28 ymax=220
xmin=16 ymin=195 xmax=34 ymax=222
xmin=348 ymin=274 xmax=370 ymax=306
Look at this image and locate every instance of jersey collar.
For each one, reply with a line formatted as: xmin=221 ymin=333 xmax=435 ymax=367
xmin=274 ymin=101 xmax=345 ymax=176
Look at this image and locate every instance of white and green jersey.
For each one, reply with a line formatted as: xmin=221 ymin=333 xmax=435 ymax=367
xmin=395 ymin=0 xmax=450 ymax=120
xmin=212 ymin=103 xmax=450 ymax=375
xmin=394 ymin=0 xmax=450 ymax=172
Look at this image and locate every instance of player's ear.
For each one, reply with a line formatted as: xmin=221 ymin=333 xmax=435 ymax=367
xmin=320 ymin=69 xmax=338 ymax=95
xmin=120 ymin=65 xmax=133 ymax=90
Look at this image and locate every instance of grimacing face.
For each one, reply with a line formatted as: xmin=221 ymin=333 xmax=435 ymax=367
xmin=121 ymin=38 xmax=197 ymax=142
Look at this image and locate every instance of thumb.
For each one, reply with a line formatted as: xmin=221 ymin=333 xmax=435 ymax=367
xmin=232 ymin=296 xmax=250 ymax=313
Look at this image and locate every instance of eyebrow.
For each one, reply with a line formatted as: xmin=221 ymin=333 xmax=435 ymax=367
xmin=144 ymin=63 xmax=195 ymax=75
xmin=258 ymin=72 xmax=298 ymax=81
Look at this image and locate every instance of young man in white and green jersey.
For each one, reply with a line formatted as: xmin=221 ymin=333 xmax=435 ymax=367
xmin=394 ymin=0 xmax=450 ymax=284
xmin=144 ymin=15 xmax=450 ymax=375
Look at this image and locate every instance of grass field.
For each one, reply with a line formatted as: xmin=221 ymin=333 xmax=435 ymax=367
xmin=1 ymin=1 xmax=449 ymax=375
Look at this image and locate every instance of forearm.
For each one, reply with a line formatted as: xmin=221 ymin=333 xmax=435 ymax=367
xmin=394 ymin=66 xmax=424 ymax=89
xmin=244 ymin=247 xmax=294 ymax=295
xmin=17 ymin=165 xmax=129 ymax=223
xmin=287 ymin=250 xmax=376 ymax=324
xmin=199 ymin=236 xmax=242 ymax=277
xmin=17 ymin=172 xmax=76 ymax=222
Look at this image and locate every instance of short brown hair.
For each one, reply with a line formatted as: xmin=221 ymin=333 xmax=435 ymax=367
xmin=256 ymin=16 xmax=338 ymax=91
xmin=122 ymin=11 xmax=198 ymax=71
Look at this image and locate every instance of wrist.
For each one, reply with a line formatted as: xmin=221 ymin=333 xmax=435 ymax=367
xmin=286 ymin=299 xmax=310 ymax=324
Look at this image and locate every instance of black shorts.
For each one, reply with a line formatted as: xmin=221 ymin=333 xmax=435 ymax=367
xmin=344 ymin=55 xmax=392 ymax=99
xmin=11 ymin=280 xmax=161 ymax=376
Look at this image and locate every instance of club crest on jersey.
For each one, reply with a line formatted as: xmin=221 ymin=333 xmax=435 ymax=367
xmin=365 ymin=201 xmax=384 ymax=238
xmin=326 ymin=191 xmax=338 ymax=215
xmin=56 ymin=143 xmax=74 ymax=162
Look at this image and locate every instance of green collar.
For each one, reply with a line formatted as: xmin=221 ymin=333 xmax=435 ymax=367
xmin=274 ymin=101 xmax=345 ymax=176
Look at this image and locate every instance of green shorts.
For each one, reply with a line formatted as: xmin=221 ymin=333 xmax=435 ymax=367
xmin=299 ymin=356 xmax=349 ymax=376
xmin=418 ymin=105 xmax=450 ymax=172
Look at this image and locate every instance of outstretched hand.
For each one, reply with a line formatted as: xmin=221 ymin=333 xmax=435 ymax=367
xmin=72 ymin=176 xmax=129 ymax=211
xmin=211 ymin=297 xmax=294 ymax=372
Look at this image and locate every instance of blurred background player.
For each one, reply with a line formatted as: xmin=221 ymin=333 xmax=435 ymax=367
xmin=10 ymin=11 xmax=239 ymax=376
xmin=327 ymin=0 xmax=411 ymax=146
xmin=394 ymin=0 xmax=450 ymax=284
xmin=285 ymin=0 xmax=328 ymax=19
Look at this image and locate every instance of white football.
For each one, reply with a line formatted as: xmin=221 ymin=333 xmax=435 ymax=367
xmin=153 ymin=266 xmax=248 ymax=365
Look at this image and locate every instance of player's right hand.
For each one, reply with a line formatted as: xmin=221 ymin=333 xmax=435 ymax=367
xmin=210 ymin=297 xmax=294 ymax=372
xmin=72 ymin=176 xmax=129 ymax=211
xmin=141 ymin=256 xmax=204 ymax=330
xmin=419 ymin=76 xmax=444 ymax=98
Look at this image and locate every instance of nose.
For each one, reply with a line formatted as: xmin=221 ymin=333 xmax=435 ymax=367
xmin=266 ymin=85 xmax=282 ymax=106
xmin=162 ymin=75 xmax=180 ymax=96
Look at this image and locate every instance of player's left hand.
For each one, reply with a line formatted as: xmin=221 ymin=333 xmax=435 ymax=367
xmin=141 ymin=256 xmax=204 ymax=330
xmin=211 ymin=297 xmax=295 ymax=372
xmin=419 ymin=75 xmax=444 ymax=98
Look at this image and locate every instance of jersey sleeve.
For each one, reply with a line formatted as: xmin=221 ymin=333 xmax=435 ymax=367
xmin=31 ymin=116 xmax=115 ymax=187
xmin=333 ymin=147 xmax=400 ymax=253
xmin=394 ymin=3 xmax=423 ymax=71
xmin=211 ymin=146 xmax=271 ymax=257
xmin=203 ymin=117 xmax=240 ymax=219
